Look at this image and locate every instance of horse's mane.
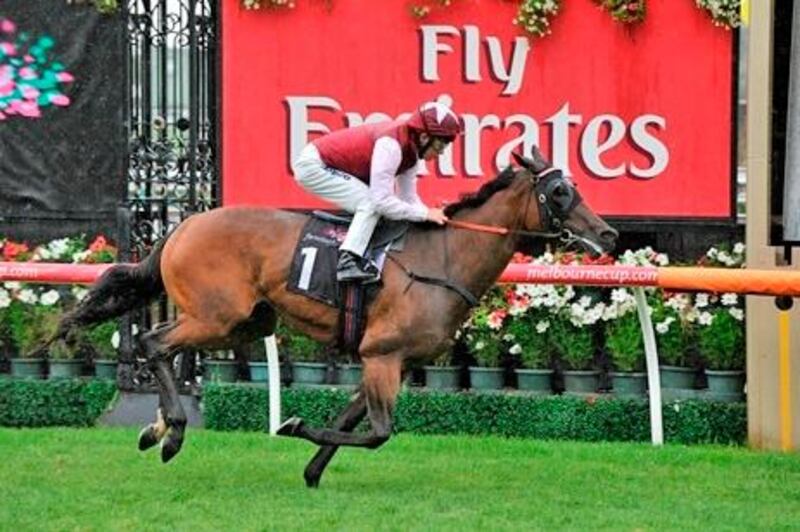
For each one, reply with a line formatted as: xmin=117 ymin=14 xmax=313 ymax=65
xmin=443 ymin=166 xmax=517 ymax=217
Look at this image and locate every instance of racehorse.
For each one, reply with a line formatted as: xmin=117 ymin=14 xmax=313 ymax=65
xmin=48 ymin=149 xmax=617 ymax=487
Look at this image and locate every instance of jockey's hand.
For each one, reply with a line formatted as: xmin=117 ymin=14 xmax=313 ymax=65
xmin=426 ymin=207 xmax=449 ymax=225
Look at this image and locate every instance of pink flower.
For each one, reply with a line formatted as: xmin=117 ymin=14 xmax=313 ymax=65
xmin=0 ymin=80 xmax=14 ymax=97
xmin=18 ymin=66 xmax=36 ymax=80
xmin=56 ymin=72 xmax=75 ymax=83
xmin=49 ymin=94 xmax=70 ymax=106
xmin=11 ymin=100 xmax=41 ymax=118
xmin=0 ymin=42 xmax=16 ymax=56
xmin=0 ymin=19 xmax=16 ymax=34
xmin=21 ymin=86 xmax=39 ymax=100
xmin=487 ymin=309 xmax=507 ymax=330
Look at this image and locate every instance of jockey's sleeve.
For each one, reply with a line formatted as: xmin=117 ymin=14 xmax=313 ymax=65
xmin=369 ymin=137 xmax=428 ymax=222
xmin=396 ymin=161 xmax=427 ymax=212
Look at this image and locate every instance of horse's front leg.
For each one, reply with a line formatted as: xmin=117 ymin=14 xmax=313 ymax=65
xmin=278 ymin=354 xmax=401 ymax=450
xmin=303 ymin=388 xmax=368 ymax=488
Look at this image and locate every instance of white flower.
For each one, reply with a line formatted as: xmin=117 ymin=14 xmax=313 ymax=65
xmin=535 ymin=320 xmax=550 ymax=333
xmin=656 ymin=321 xmax=670 ymax=334
xmin=72 ymin=250 xmax=91 ymax=263
xmin=706 ymin=247 xmax=719 ymax=259
xmin=733 ymin=242 xmax=745 ymax=255
xmin=47 ymin=238 xmax=70 ymax=258
xmin=36 ymin=247 xmax=52 ymax=260
xmin=4 ymin=281 xmax=21 ymax=291
xmin=579 ymin=296 xmax=592 ymax=308
xmin=17 ymin=289 xmax=38 ymax=305
xmin=40 ymin=290 xmax=60 ymax=306
xmin=71 ymin=287 xmax=89 ymax=301
xmin=698 ymin=311 xmax=714 ymax=326
xmin=654 ymin=253 xmax=669 ymax=266
xmin=611 ymin=288 xmax=630 ymax=304
xmin=695 ymin=293 xmax=710 ymax=308
xmin=0 ymin=289 xmax=10 ymax=309
xmin=509 ymin=344 xmax=522 ymax=355
xmin=721 ymin=293 xmax=738 ymax=306
xmin=729 ymin=308 xmax=744 ymax=321
xmin=111 ymin=331 xmax=120 ymax=349
xmin=474 ymin=341 xmax=485 ymax=351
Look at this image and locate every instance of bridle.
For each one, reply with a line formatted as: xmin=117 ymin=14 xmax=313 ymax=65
xmin=390 ymin=165 xmax=602 ymax=308
xmin=447 ymin=166 xmax=596 ymax=251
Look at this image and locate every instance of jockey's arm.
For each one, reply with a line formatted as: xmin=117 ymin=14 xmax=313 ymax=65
xmin=369 ymin=137 xmax=429 ymax=222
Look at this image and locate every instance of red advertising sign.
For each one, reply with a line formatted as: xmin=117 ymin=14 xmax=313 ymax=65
xmin=222 ymin=0 xmax=734 ymax=218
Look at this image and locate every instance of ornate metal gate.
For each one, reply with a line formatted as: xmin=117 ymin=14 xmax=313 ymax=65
xmin=118 ymin=0 xmax=219 ymax=391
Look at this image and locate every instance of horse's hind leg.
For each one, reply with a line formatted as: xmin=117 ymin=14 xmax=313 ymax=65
xmin=278 ymin=354 xmax=401 ymax=450
xmin=135 ymin=322 xmax=189 ymax=463
xmin=303 ymin=389 xmax=367 ymax=488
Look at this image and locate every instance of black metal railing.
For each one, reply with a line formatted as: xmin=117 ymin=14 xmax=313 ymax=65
xmin=119 ymin=0 xmax=218 ymax=391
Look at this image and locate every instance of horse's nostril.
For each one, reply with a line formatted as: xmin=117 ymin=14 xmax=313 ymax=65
xmin=600 ymin=229 xmax=619 ymax=242
xmin=600 ymin=229 xmax=618 ymax=250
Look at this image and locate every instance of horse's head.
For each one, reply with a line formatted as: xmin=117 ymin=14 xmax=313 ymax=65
xmin=512 ymin=149 xmax=618 ymax=257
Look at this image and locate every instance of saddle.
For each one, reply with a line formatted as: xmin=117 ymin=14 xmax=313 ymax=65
xmin=287 ymin=211 xmax=410 ymax=354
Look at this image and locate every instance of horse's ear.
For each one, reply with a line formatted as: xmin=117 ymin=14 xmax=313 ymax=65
xmin=513 ymin=147 xmax=552 ymax=173
xmin=528 ymin=146 xmax=553 ymax=174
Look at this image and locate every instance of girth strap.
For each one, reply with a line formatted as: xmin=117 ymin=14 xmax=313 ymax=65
xmin=387 ymin=255 xmax=480 ymax=307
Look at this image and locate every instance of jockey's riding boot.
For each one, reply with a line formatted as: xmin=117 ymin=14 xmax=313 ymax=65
xmin=336 ymin=250 xmax=378 ymax=283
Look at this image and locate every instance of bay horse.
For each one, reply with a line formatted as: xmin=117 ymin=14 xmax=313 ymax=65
xmin=50 ymin=150 xmax=617 ymax=487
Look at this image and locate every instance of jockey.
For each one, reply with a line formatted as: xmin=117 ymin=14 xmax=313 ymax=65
xmin=292 ymin=101 xmax=462 ymax=282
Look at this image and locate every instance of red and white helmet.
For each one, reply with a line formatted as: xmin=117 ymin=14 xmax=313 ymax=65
xmin=407 ymin=101 xmax=462 ymax=139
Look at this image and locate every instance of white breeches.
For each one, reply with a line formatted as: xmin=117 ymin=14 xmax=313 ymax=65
xmin=292 ymin=144 xmax=379 ymax=257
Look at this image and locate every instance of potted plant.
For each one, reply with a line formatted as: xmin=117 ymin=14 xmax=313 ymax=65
xmin=652 ymin=294 xmax=697 ymax=393
xmin=284 ymin=326 xmax=327 ymax=386
xmin=203 ymin=349 xmax=239 ymax=383
xmin=0 ymin=285 xmax=14 ymax=373
xmin=424 ymin=350 xmax=460 ymax=390
xmin=86 ymin=320 xmax=118 ymax=380
xmin=550 ymin=317 xmax=598 ymax=394
xmin=245 ymin=340 xmax=270 ymax=384
xmin=7 ymin=292 xmax=57 ymax=379
xmin=605 ymin=311 xmax=646 ymax=397
xmin=698 ymin=304 xmax=745 ymax=401
xmin=506 ymin=315 xmax=553 ymax=394
xmin=336 ymin=355 xmax=362 ymax=387
xmin=465 ymin=305 xmax=506 ymax=391
xmin=48 ymin=339 xmax=85 ymax=379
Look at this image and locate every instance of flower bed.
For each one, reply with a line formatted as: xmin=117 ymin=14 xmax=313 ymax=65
xmin=0 ymin=236 xmax=121 ymax=372
xmin=456 ymin=243 xmax=746 ymax=396
xmin=1 ymin=234 xmax=747 ymax=400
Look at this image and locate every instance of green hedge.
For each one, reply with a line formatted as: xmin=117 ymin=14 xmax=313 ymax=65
xmin=203 ymin=384 xmax=747 ymax=445
xmin=0 ymin=378 xmax=118 ymax=427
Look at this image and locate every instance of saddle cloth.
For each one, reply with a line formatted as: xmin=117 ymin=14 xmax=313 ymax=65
xmin=287 ymin=211 xmax=408 ymax=307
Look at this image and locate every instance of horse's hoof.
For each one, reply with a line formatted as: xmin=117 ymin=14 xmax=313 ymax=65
xmin=138 ymin=425 xmax=159 ymax=451
xmin=160 ymin=435 xmax=183 ymax=464
xmin=304 ymin=472 xmax=321 ymax=489
xmin=276 ymin=417 xmax=304 ymax=437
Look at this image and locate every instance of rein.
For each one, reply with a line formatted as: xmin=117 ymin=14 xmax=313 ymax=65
xmin=446 ymin=217 xmax=563 ymax=239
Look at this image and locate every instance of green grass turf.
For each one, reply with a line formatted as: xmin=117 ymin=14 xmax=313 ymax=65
xmin=1 ymin=428 xmax=798 ymax=531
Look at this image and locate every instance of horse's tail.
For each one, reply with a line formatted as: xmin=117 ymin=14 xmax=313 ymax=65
xmin=37 ymin=236 xmax=169 ymax=354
